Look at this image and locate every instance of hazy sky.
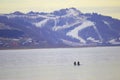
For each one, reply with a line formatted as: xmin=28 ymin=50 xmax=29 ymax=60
xmin=0 ymin=0 xmax=120 ymax=19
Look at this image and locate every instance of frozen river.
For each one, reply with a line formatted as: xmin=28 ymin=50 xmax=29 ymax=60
xmin=0 ymin=47 xmax=120 ymax=80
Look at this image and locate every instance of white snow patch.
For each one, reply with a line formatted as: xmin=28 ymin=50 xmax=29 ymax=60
xmin=52 ymin=20 xmax=82 ymax=31
xmin=103 ymin=20 xmax=112 ymax=29
xmin=53 ymin=22 xmax=69 ymax=31
xmin=33 ymin=19 xmax=48 ymax=28
xmin=92 ymin=25 xmax=103 ymax=42
xmin=26 ymin=38 xmax=33 ymax=43
xmin=61 ymin=39 xmax=84 ymax=47
xmin=5 ymin=14 xmax=53 ymax=19
xmin=109 ymin=39 xmax=120 ymax=44
xmin=66 ymin=21 xmax=95 ymax=43
xmin=103 ymin=21 xmax=110 ymax=25
xmin=66 ymin=8 xmax=79 ymax=17
xmin=87 ymin=37 xmax=100 ymax=43
xmin=6 ymin=14 xmax=19 ymax=18
xmin=29 ymin=15 xmax=51 ymax=19
xmin=12 ymin=39 xmax=20 ymax=41
xmin=52 ymin=16 xmax=87 ymax=31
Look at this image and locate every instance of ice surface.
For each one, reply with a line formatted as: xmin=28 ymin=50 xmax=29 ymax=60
xmin=0 ymin=47 xmax=120 ymax=80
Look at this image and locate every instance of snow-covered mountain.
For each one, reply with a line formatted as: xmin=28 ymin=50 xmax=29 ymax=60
xmin=0 ymin=8 xmax=120 ymax=48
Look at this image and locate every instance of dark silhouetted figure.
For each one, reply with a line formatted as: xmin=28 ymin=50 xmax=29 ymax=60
xmin=77 ymin=61 xmax=80 ymax=66
xmin=74 ymin=61 xmax=76 ymax=66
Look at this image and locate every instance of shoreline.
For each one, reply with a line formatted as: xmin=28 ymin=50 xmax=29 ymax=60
xmin=0 ymin=45 xmax=120 ymax=51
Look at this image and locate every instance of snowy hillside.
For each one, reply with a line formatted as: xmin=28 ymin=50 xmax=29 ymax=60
xmin=0 ymin=8 xmax=120 ymax=48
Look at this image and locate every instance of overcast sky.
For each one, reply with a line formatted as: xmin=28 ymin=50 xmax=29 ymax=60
xmin=0 ymin=0 xmax=120 ymax=19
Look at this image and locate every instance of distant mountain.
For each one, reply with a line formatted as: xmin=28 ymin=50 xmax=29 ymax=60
xmin=0 ymin=8 xmax=120 ymax=49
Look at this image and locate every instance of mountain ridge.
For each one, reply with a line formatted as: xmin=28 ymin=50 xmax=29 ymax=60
xmin=0 ymin=8 xmax=120 ymax=49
